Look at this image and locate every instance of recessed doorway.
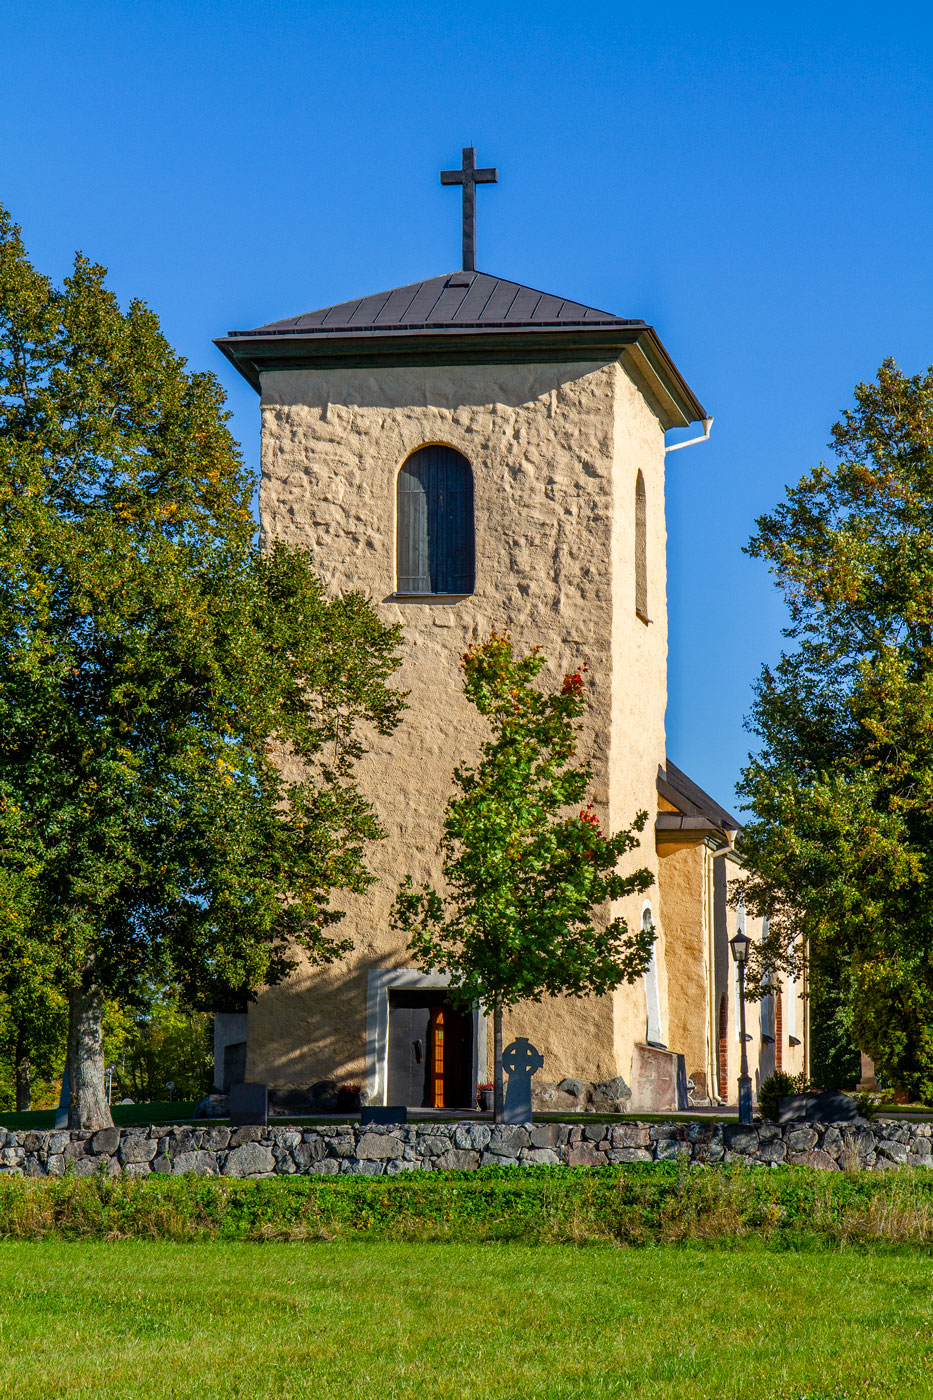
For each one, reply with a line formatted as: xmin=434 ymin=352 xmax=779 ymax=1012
xmin=386 ymin=990 xmax=474 ymax=1108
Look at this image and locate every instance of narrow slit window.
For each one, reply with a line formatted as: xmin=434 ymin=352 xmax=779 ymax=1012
xmin=635 ymin=470 xmax=648 ymax=621
xmin=642 ymin=905 xmax=663 ymax=1047
xmin=397 ymin=445 xmax=475 ymax=595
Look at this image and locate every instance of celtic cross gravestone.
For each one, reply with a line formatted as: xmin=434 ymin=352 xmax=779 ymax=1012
xmin=503 ymin=1037 xmax=544 ymax=1124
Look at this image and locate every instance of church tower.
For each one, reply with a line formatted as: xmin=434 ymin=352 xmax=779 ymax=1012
xmin=217 ymin=149 xmax=710 ymax=1110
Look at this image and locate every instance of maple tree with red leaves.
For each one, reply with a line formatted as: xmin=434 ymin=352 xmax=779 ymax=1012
xmin=392 ymin=629 xmax=654 ymax=1121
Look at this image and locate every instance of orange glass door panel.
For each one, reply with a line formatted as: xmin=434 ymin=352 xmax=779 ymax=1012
xmin=430 ymin=1008 xmax=445 ymax=1108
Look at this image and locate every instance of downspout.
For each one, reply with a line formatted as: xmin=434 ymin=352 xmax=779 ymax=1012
xmin=665 ymin=417 xmax=714 ymax=454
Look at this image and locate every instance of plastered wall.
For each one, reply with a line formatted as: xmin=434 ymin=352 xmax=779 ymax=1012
xmin=657 ymin=840 xmax=710 ymax=1086
xmin=713 ymin=858 xmax=808 ymax=1103
xmin=249 ymin=356 xmax=669 ymax=1094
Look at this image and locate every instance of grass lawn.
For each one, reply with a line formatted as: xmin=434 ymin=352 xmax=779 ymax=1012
xmin=1 ymin=1241 xmax=932 ymax=1398
xmin=0 ymin=1101 xmax=199 ymax=1130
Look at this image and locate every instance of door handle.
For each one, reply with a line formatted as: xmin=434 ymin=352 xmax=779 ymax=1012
xmin=413 ymin=1039 xmax=423 ymax=1063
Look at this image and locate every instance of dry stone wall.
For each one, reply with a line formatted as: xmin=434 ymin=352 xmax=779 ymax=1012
xmin=1 ymin=1119 xmax=931 ymax=1177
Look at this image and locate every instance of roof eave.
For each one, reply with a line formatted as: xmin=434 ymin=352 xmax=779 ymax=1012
xmin=214 ymin=324 xmax=705 ymax=429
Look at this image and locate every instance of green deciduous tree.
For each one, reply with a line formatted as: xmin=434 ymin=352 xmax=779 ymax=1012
xmin=739 ymin=359 xmax=933 ymax=1101
xmin=391 ymin=630 xmax=655 ymax=1121
xmin=0 ymin=867 xmax=68 ymax=1110
xmin=104 ymin=995 xmax=214 ymax=1105
xmin=0 ymin=204 xmax=404 ymax=1129
xmin=0 ymin=787 xmax=69 ymax=1111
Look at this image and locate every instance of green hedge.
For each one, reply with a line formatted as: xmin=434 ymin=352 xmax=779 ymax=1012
xmin=3 ymin=1163 xmax=933 ymax=1245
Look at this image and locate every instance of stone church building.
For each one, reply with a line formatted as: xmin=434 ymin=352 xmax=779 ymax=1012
xmin=215 ymin=153 xmax=806 ymax=1112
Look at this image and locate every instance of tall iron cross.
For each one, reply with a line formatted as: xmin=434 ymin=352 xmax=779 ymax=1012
xmin=440 ymin=147 xmax=498 ymax=273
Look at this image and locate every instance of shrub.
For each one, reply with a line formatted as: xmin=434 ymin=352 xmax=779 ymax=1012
xmin=4 ymin=1165 xmax=933 ymax=1246
xmin=758 ymin=1071 xmax=800 ymax=1121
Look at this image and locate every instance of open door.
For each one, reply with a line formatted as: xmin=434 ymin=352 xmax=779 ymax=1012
xmin=387 ymin=991 xmax=473 ymax=1107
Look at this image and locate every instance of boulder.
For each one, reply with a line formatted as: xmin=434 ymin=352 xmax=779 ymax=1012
xmin=488 ymin=1125 xmax=530 ymax=1155
xmin=223 ymin=1143 xmax=275 ymax=1177
xmin=120 ymin=1135 xmax=158 ymax=1165
xmin=454 ymin=1123 xmax=491 ymax=1151
xmin=592 ymin=1076 xmax=632 ymax=1110
xmin=435 ymin=1149 xmax=480 ymax=1170
xmin=612 ymin=1124 xmax=650 ymax=1148
xmin=194 ymin=1094 xmax=229 ymax=1119
xmin=566 ymin=1142 xmax=605 ymax=1167
xmin=293 ymin=1140 xmax=325 ymax=1170
xmin=356 ymin=1132 xmax=401 ymax=1161
xmin=89 ymin=1128 xmax=120 ymax=1156
xmin=520 ymin=1147 xmax=561 ymax=1166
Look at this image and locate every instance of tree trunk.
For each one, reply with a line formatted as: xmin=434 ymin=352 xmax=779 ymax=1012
xmin=493 ymin=1003 xmax=504 ymax=1125
xmin=67 ymin=982 xmax=113 ymax=1131
xmin=14 ymin=1029 xmax=31 ymax=1113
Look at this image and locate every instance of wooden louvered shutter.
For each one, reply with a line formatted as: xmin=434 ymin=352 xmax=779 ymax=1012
xmin=397 ymin=446 xmax=475 ymax=594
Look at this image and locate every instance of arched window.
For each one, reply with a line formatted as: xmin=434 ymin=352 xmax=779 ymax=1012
xmin=635 ymin=471 xmax=648 ymax=621
xmin=397 ymin=445 xmax=475 ymax=595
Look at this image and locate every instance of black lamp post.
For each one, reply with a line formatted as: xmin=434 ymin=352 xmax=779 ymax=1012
xmin=729 ymin=927 xmax=753 ymax=1125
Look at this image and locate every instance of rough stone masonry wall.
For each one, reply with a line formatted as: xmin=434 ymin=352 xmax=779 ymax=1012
xmin=2 ymin=1119 xmax=932 ymax=1178
xmin=253 ymin=358 xmax=667 ymax=1093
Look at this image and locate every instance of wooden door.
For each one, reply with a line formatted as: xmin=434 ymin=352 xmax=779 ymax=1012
xmin=387 ymin=992 xmax=473 ymax=1107
xmin=387 ymin=991 xmax=433 ymax=1107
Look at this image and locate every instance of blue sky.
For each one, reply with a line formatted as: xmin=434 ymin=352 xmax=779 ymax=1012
xmin=3 ymin=0 xmax=932 ymax=812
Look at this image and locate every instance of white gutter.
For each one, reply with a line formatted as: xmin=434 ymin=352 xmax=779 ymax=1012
xmin=665 ymin=417 xmax=714 ymax=454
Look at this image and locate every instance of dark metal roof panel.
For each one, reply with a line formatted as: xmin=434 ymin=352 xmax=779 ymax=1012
xmin=450 ymin=277 xmax=496 ymax=322
xmin=426 ymin=285 xmax=472 ymax=322
xmin=473 ymin=278 xmax=522 ymax=323
xmin=230 ymin=271 xmax=638 ymax=340
xmin=345 ymin=291 xmax=393 ymax=326
xmin=395 ymin=279 xmax=449 ymax=324
xmin=658 ymin=761 xmax=741 ymax=832
xmin=375 ymin=284 xmax=423 ymax=323
xmin=508 ymin=287 xmax=544 ymax=321
xmin=531 ymin=293 xmax=566 ymax=320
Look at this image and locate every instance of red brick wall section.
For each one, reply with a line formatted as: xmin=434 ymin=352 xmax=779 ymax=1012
xmin=718 ymin=994 xmax=728 ymax=1102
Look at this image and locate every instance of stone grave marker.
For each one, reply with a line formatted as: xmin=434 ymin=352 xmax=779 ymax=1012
xmin=778 ymin=1091 xmax=858 ymax=1124
xmin=229 ymin=1082 xmax=268 ymax=1127
xmin=503 ymin=1037 xmax=544 ymax=1124
xmin=360 ymin=1106 xmax=408 ymax=1126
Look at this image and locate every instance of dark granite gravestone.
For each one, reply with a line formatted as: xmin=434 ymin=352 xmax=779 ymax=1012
xmin=360 ymin=1106 xmax=408 ymax=1126
xmin=778 ymin=1091 xmax=858 ymax=1124
xmin=229 ymin=1082 xmax=268 ymax=1127
xmin=503 ymin=1037 xmax=544 ymax=1124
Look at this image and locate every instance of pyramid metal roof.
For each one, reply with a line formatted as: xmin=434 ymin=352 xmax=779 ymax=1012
xmin=216 ymin=269 xmax=706 ymax=429
xmin=230 ymin=271 xmax=644 ymax=338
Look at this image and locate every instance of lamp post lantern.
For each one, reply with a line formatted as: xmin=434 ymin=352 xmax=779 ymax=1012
xmin=729 ymin=924 xmax=753 ymax=1125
